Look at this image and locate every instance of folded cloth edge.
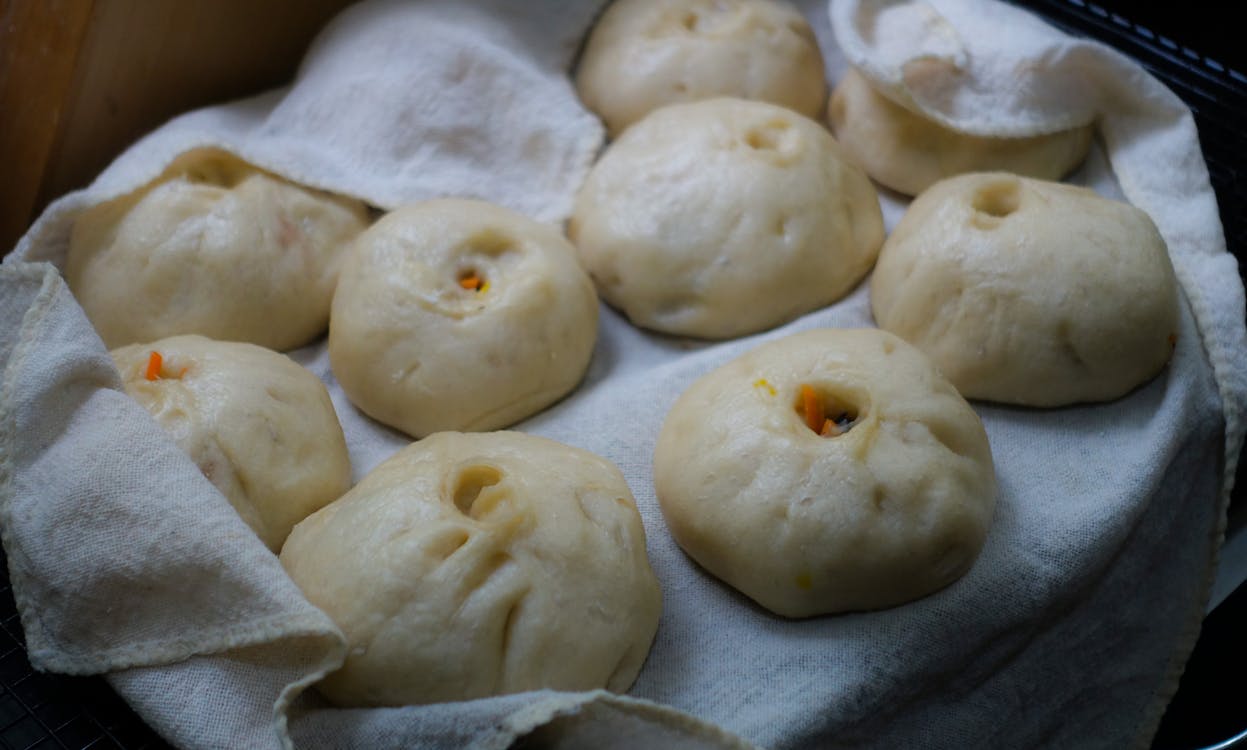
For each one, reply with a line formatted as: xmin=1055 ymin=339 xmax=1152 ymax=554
xmin=477 ymin=690 xmax=762 ymax=750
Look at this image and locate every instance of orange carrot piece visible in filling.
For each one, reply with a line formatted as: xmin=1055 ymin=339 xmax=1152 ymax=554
xmin=145 ymin=351 xmax=163 ymax=381
xmin=820 ymin=418 xmax=841 ymax=437
xmin=800 ymin=384 xmax=823 ymax=434
xmin=459 ymin=273 xmax=482 ymax=291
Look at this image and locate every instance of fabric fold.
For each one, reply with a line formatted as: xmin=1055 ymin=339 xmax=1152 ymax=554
xmin=0 ymin=1 xmax=1243 ymax=748
xmin=0 ymin=264 xmax=347 ymax=678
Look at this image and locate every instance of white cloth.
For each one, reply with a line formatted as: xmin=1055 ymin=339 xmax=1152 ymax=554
xmin=1 ymin=1 xmax=1243 ymax=748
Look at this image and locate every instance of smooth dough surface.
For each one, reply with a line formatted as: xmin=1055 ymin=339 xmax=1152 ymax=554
xmin=828 ymin=69 xmax=1093 ymax=196
xmin=112 ymin=335 xmax=352 ymax=552
xmin=329 ymin=199 xmax=598 ymax=438
xmin=871 ymin=173 xmax=1180 ymax=406
xmin=280 ymin=431 xmax=661 ymax=707
xmin=67 ymin=148 xmax=371 ymax=351
xmin=654 ymin=328 xmax=995 ymax=617
xmin=570 ymin=97 xmax=884 ymax=339
xmin=576 ymin=0 xmax=826 ymax=137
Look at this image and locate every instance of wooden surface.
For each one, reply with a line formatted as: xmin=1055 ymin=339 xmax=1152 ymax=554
xmin=0 ymin=0 xmax=356 ymax=257
xmin=0 ymin=0 xmax=95 ymax=257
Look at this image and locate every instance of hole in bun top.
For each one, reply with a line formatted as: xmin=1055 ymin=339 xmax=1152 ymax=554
xmin=430 ymin=229 xmax=520 ymax=315
xmin=738 ymin=117 xmax=801 ymax=167
xmin=171 ymin=149 xmax=252 ymax=189
xmin=141 ymin=350 xmax=189 ymax=381
xmin=794 ymin=384 xmax=864 ymax=437
xmin=970 ymin=177 xmax=1023 ymax=229
xmin=457 ymin=268 xmax=487 ymax=293
xmin=453 ymin=464 xmax=504 ymax=518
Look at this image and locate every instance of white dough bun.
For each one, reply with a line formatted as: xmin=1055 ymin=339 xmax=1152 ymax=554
xmin=828 ymin=69 xmax=1093 ymax=196
xmin=329 ymin=199 xmax=599 ymax=438
xmin=112 ymin=335 xmax=352 ymax=551
xmin=571 ymin=97 xmax=883 ymax=339
xmin=68 ymin=148 xmax=370 ymax=351
xmin=871 ymin=172 xmax=1180 ymax=406
xmin=280 ymin=431 xmax=661 ymax=706
xmin=576 ymin=0 xmax=827 ymax=137
xmin=654 ymin=328 xmax=996 ymax=617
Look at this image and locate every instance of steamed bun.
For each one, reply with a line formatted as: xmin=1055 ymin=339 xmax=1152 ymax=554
xmin=654 ymin=328 xmax=996 ymax=617
xmin=328 ymin=199 xmax=599 ymax=438
xmin=576 ymin=0 xmax=826 ymax=137
xmin=870 ymin=173 xmax=1180 ymax=406
xmin=112 ymin=335 xmax=351 ymax=551
xmin=68 ymin=148 xmax=370 ymax=350
xmin=829 ymin=69 xmax=1093 ymax=196
xmin=571 ymin=97 xmax=883 ymax=339
xmin=280 ymin=431 xmax=661 ymax=706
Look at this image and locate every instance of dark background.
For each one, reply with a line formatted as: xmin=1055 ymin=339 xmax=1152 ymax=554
xmin=1092 ymin=2 xmax=1245 ymax=73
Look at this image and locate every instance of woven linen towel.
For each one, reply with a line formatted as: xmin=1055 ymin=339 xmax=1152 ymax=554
xmin=2 ymin=0 xmax=1244 ymax=748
